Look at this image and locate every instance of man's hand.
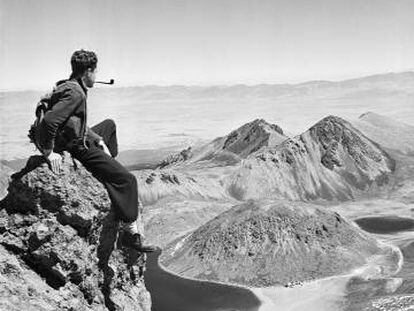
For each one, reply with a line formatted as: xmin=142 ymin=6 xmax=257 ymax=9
xmin=98 ymin=140 xmax=111 ymax=156
xmin=46 ymin=151 xmax=63 ymax=174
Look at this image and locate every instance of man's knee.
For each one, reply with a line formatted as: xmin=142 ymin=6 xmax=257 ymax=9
xmin=101 ymin=118 xmax=118 ymax=158
xmin=103 ymin=118 xmax=116 ymax=131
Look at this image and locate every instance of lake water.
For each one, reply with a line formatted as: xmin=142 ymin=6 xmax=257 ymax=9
xmin=145 ymin=250 xmax=261 ymax=311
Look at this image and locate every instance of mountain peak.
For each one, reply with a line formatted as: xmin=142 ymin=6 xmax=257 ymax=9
xmin=308 ymin=115 xmax=380 ymax=169
xmin=305 ymin=114 xmax=396 ymax=173
xmin=222 ymin=119 xmax=284 ymax=154
xmin=311 ymin=115 xmax=349 ymax=130
xmin=359 ymin=111 xmax=376 ymax=119
xmin=239 ymin=118 xmax=284 ymax=135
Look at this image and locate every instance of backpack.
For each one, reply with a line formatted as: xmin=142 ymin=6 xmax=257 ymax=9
xmin=28 ymin=91 xmax=55 ymax=153
xmin=28 ymin=79 xmax=68 ymax=154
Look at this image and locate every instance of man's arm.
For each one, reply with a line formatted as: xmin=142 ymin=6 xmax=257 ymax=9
xmin=86 ymin=127 xmax=113 ymax=156
xmin=39 ymin=87 xmax=82 ymax=156
xmin=86 ymin=126 xmax=103 ymax=143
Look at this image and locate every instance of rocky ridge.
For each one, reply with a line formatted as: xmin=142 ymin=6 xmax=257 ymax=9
xmin=157 ymin=118 xmax=287 ymax=168
xmin=0 ymin=154 xmax=151 ymax=311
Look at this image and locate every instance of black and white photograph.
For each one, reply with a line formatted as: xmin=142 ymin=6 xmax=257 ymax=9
xmin=1 ymin=1 xmax=414 ymax=310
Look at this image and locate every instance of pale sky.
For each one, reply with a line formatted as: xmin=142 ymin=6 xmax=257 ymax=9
xmin=1 ymin=0 xmax=414 ymax=90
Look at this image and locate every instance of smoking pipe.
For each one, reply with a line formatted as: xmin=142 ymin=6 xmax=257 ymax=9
xmin=95 ymin=79 xmax=114 ymax=85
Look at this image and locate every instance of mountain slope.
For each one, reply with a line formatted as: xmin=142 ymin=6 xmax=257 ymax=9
xmin=160 ymin=200 xmax=399 ymax=287
xmin=158 ymin=119 xmax=287 ymax=168
xmin=227 ymin=115 xmax=395 ymax=201
xmin=134 ymin=169 xmax=230 ymax=205
xmin=352 ymin=111 xmax=414 ymax=155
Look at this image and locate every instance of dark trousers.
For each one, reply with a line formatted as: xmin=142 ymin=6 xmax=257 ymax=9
xmin=69 ymin=119 xmax=138 ymax=223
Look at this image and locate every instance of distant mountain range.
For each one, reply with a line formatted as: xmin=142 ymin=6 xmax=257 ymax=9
xmin=154 ymin=114 xmax=396 ymax=202
xmin=2 ymin=71 xmax=414 ymax=99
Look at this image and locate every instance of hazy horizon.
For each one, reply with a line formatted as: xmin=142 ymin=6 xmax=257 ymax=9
xmin=1 ymin=69 xmax=413 ymax=93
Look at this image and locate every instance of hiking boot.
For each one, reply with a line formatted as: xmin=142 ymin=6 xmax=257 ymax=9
xmin=121 ymin=232 xmax=160 ymax=253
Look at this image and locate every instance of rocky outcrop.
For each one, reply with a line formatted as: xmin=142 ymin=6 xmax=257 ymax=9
xmin=228 ymin=115 xmax=395 ymax=201
xmin=160 ymin=200 xmax=400 ymax=287
xmin=157 ymin=118 xmax=287 ymax=168
xmin=0 ymin=154 xmax=151 ymax=311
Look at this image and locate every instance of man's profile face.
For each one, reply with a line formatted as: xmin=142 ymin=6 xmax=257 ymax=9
xmin=84 ymin=67 xmax=97 ymax=88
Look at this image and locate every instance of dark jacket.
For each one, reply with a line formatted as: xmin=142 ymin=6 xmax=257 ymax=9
xmin=38 ymin=77 xmax=102 ymax=154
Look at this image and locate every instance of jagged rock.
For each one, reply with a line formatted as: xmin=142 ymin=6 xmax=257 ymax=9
xmin=0 ymin=153 xmax=151 ymax=311
xmin=0 ymin=244 xmax=98 ymax=311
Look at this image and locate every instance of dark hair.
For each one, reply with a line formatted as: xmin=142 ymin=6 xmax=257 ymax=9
xmin=70 ymin=49 xmax=98 ymax=77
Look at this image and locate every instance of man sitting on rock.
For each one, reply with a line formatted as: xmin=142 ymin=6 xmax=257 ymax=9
xmin=37 ymin=49 xmax=157 ymax=253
